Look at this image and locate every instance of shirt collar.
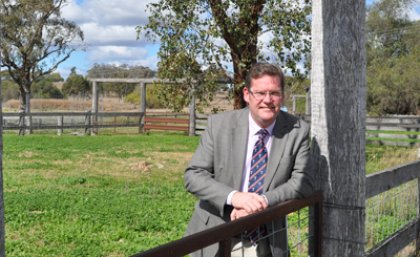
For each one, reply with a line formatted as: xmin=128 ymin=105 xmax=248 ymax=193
xmin=249 ymin=113 xmax=276 ymax=136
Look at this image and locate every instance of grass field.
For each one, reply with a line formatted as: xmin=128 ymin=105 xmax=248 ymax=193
xmin=2 ymin=133 xmax=419 ymax=256
xmin=3 ymin=133 xmax=198 ymax=257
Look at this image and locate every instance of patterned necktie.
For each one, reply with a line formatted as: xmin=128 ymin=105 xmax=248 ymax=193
xmin=248 ymin=129 xmax=269 ymax=194
xmin=246 ymin=129 xmax=269 ymax=244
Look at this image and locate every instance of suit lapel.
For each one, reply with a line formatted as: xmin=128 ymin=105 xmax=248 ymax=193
xmin=231 ymin=109 xmax=249 ymax=191
xmin=264 ymin=112 xmax=290 ymax=191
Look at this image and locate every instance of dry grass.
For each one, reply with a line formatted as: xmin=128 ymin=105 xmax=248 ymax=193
xmin=4 ymin=92 xmax=235 ymax=114
xmin=4 ymin=98 xmax=138 ymax=112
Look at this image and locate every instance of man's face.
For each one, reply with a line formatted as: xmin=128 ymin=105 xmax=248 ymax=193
xmin=243 ymin=75 xmax=283 ymax=128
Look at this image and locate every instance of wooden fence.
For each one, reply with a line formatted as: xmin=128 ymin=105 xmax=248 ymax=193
xmin=130 ymin=192 xmax=323 ymax=257
xmin=3 ymin=112 xmax=420 ymax=145
xmin=299 ymin=115 xmax=420 ymax=146
xmin=2 ymin=112 xmax=191 ymax=135
xmin=127 ymin=160 xmax=420 ymax=257
xmin=365 ymin=160 xmax=420 ymax=257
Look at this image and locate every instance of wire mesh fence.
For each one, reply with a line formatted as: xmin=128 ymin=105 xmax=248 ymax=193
xmin=365 ymin=179 xmax=418 ymax=252
xmin=231 ymin=207 xmax=313 ymax=257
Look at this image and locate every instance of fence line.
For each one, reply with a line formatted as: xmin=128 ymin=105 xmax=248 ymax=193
xmin=365 ymin=160 xmax=420 ymax=257
xmin=3 ymin=112 xmax=420 ymax=141
xmin=130 ymin=192 xmax=323 ymax=257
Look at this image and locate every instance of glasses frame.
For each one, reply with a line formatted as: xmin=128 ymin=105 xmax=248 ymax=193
xmin=249 ymin=89 xmax=283 ymax=100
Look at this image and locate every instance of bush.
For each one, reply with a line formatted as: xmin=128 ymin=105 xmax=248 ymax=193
xmin=2 ymin=80 xmax=20 ymax=101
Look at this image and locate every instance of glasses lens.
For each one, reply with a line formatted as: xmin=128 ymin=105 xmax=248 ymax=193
xmin=252 ymin=91 xmax=281 ymax=100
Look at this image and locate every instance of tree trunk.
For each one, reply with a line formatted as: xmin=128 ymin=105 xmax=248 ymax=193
xmin=231 ymin=54 xmax=255 ymax=109
xmin=18 ymin=84 xmax=33 ymax=135
xmin=25 ymin=92 xmax=33 ymax=134
xmin=311 ymin=0 xmax=366 ymax=256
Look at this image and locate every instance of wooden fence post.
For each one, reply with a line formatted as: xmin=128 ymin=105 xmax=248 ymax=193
xmin=417 ymin=177 xmax=420 ymax=255
xmin=189 ymin=84 xmax=196 ymax=136
xmin=305 ymin=88 xmax=311 ymax=116
xmin=18 ymin=110 xmax=25 ymax=136
xmin=85 ymin=111 xmax=91 ymax=136
xmin=311 ymin=0 xmax=366 ymax=256
xmin=57 ymin=115 xmax=63 ymax=135
xmin=139 ymin=82 xmax=146 ymax=133
xmin=91 ymin=81 xmax=99 ymax=135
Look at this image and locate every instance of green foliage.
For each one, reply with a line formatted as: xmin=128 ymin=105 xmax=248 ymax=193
xmin=1 ymin=79 xmax=20 ymax=101
xmin=125 ymin=85 xmax=166 ymax=109
xmin=284 ymin=75 xmax=310 ymax=114
xmin=32 ymin=73 xmax=64 ymax=99
xmin=138 ymin=0 xmax=311 ymax=108
xmin=0 ymin=0 xmax=84 ymax=110
xmin=62 ymin=67 xmax=90 ymax=98
xmin=366 ymin=0 xmax=420 ymax=115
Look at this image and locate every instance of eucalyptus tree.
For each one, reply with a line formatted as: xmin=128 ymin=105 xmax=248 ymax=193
xmin=139 ymin=0 xmax=311 ymax=109
xmin=366 ymin=0 xmax=420 ymax=114
xmin=0 ymin=0 xmax=83 ymax=116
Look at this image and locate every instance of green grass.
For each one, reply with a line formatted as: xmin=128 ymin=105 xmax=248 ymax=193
xmin=3 ymin=133 xmax=198 ymax=257
xmin=367 ymin=130 xmax=420 ymax=135
xmin=2 ymin=133 xmax=419 ymax=256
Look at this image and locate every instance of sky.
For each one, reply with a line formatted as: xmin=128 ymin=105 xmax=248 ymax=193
xmin=58 ymin=0 xmax=160 ymax=78
xmin=56 ymin=0 xmax=420 ymax=79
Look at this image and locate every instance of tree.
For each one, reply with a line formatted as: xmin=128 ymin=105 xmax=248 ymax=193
xmin=0 ymin=0 xmax=84 ymax=114
xmin=366 ymin=0 xmax=420 ymax=114
xmin=32 ymin=73 xmax=64 ymax=99
xmin=138 ymin=0 xmax=311 ymax=109
xmin=62 ymin=67 xmax=90 ymax=98
xmin=87 ymin=64 xmax=156 ymax=99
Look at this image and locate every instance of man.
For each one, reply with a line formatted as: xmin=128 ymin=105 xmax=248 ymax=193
xmin=184 ymin=63 xmax=313 ymax=257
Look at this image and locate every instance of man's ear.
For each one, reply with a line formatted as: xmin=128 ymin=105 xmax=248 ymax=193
xmin=243 ymin=86 xmax=250 ymax=104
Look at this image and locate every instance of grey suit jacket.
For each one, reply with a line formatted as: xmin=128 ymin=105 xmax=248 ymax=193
xmin=184 ymin=108 xmax=313 ymax=257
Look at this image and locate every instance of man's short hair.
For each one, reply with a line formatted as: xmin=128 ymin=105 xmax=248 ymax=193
xmin=245 ymin=63 xmax=285 ymax=93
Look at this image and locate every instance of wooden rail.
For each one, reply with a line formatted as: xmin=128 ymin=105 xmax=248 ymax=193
xmin=130 ymin=192 xmax=323 ymax=257
xmin=365 ymin=160 xmax=420 ymax=257
xmin=144 ymin=116 xmax=189 ymax=132
xmin=3 ymin=112 xmax=145 ymax=134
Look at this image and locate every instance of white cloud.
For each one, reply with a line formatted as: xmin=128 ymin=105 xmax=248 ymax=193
xmin=58 ymin=0 xmax=159 ymax=77
xmin=80 ymin=23 xmax=140 ymax=46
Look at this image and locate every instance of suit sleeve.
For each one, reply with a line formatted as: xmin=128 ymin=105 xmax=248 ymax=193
xmin=264 ymin=122 xmax=314 ymax=206
xmin=184 ymin=115 xmax=234 ymax=216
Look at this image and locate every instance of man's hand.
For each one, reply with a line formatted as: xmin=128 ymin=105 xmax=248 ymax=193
xmin=230 ymin=208 xmax=250 ymax=221
xmin=231 ymin=192 xmax=268 ymax=214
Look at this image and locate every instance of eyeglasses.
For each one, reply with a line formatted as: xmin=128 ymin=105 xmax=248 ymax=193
xmin=249 ymin=89 xmax=283 ymax=100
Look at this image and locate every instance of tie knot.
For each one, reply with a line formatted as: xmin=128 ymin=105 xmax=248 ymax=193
xmin=258 ymin=129 xmax=269 ymax=140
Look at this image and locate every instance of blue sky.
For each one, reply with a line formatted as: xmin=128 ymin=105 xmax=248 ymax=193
xmin=57 ymin=0 xmax=420 ymax=79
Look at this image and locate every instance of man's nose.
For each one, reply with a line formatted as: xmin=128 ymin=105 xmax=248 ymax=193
xmin=262 ymin=92 xmax=272 ymax=102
